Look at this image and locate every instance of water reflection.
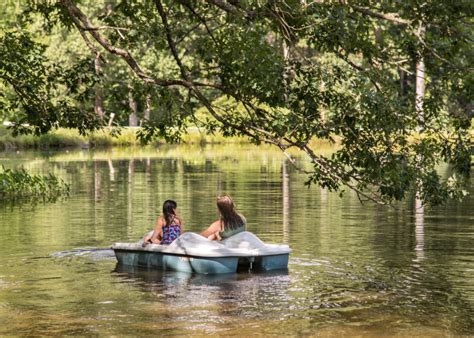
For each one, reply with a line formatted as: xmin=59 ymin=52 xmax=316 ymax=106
xmin=108 ymin=159 xmax=115 ymax=181
xmin=112 ymin=263 xmax=292 ymax=329
xmin=414 ymin=198 xmax=425 ymax=262
xmin=0 ymin=146 xmax=473 ymax=335
xmin=113 ymin=264 xmax=240 ymax=287
xmin=282 ymin=160 xmax=290 ymax=243
xmin=113 ymin=263 xmax=290 ymax=287
xmin=94 ymin=161 xmax=102 ymax=202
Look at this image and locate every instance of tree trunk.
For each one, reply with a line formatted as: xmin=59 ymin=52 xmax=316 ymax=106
xmin=415 ymin=25 xmax=426 ymax=128
xmin=282 ymin=38 xmax=291 ymax=103
xmin=415 ymin=24 xmax=426 ymax=237
xmin=107 ymin=113 xmax=115 ymax=127
xmin=144 ymin=94 xmax=151 ymax=122
xmin=94 ymin=53 xmax=105 ymax=119
xmin=399 ymin=67 xmax=407 ymax=97
xmin=373 ymin=26 xmax=383 ymax=70
xmin=128 ymin=87 xmax=138 ymax=127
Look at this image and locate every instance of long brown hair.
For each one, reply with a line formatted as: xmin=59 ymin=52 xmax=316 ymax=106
xmin=217 ymin=195 xmax=245 ymax=230
xmin=162 ymin=200 xmax=177 ymax=226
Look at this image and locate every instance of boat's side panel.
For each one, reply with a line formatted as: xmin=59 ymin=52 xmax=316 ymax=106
xmin=256 ymin=254 xmax=289 ymax=271
xmin=114 ymin=250 xmax=238 ymax=274
xmin=163 ymin=255 xmax=238 ymax=274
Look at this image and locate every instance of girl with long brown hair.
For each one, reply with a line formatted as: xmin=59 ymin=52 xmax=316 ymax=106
xmin=201 ymin=195 xmax=246 ymax=240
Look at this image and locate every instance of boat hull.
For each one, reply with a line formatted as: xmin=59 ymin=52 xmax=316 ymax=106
xmin=114 ymin=250 xmax=239 ymax=274
xmin=112 ymin=232 xmax=291 ymax=274
xmin=255 ymin=254 xmax=289 ymax=271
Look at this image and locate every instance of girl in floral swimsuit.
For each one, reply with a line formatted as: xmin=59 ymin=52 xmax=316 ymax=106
xmin=143 ymin=200 xmax=183 ymax=245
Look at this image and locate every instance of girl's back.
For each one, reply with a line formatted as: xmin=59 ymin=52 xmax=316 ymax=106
xmin=161 ymin=216 xmax=182 ymax=245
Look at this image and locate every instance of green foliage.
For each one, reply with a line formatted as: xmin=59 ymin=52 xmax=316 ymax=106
xmin=0 ymin=31 xmax=100 ymax=135
xmin=0 ymin=0 xmax=471 ymax=205
xmin=0 ymin=166 xmax=70 ymax=201
xmin=214 ymin=23 xmax=286 ymax=105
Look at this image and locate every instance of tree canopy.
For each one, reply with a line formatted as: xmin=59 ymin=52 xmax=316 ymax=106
xmin=0 ymin=0 xmax=472 ymax=205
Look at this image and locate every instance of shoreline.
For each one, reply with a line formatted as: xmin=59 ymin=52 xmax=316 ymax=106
xmin=0 ymin=126 xmax=249 ymax=151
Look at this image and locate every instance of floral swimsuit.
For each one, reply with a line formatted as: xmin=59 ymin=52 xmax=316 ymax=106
xmin=160 ymin=216 xmax=181 ymax=245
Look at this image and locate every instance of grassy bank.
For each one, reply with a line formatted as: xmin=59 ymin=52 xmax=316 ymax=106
xmin=1 ymin=125 xmax=471 ymax=154
xmin=0 ymin=126 xmax=248 ymax=150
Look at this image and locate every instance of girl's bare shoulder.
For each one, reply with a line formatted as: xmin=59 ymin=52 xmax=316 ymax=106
xmin=211 ymin=219 xmax=222 ymax=230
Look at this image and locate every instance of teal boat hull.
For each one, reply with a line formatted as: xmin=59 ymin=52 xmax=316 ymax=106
xmin=112 ymin=231 xmax=291 ymax=274
xmin=114 ymin=250 xmax=239 ymax=274
xmin=114 ymin=250 xmax=289 ymax=274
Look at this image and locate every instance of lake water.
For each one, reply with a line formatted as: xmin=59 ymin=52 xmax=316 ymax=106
xmin=0 ymin=145 xmax=473 ymax=335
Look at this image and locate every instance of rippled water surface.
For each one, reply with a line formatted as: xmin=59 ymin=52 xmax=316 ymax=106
xmin=1 ymin=145 xmax=473 ymax=335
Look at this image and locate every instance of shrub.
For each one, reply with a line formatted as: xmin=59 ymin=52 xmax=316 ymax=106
xmin=0 ymin=166 xmax=70 ymax=202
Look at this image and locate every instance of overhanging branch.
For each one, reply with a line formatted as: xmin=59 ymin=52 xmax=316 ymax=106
xmin=349 ymin=5 xmax=411 ymax=25
xmin=153 ymin=0 xmax=189 ymax=80
xmin=60 ymin=0 xmax=222 ymax=90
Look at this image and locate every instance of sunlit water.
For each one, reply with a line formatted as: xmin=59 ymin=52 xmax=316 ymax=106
xmin=0 ymin=145 xmax=473 ymax=335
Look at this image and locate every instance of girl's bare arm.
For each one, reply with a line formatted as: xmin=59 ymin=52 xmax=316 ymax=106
xmin=150 ymin=217 xmax=164 ymax=243
xmin=200 ymin=220 xmax=220 ymax=238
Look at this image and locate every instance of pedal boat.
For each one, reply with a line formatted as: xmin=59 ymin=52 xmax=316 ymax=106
xmin=112 ymin=231 xmax=291 ymax=274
